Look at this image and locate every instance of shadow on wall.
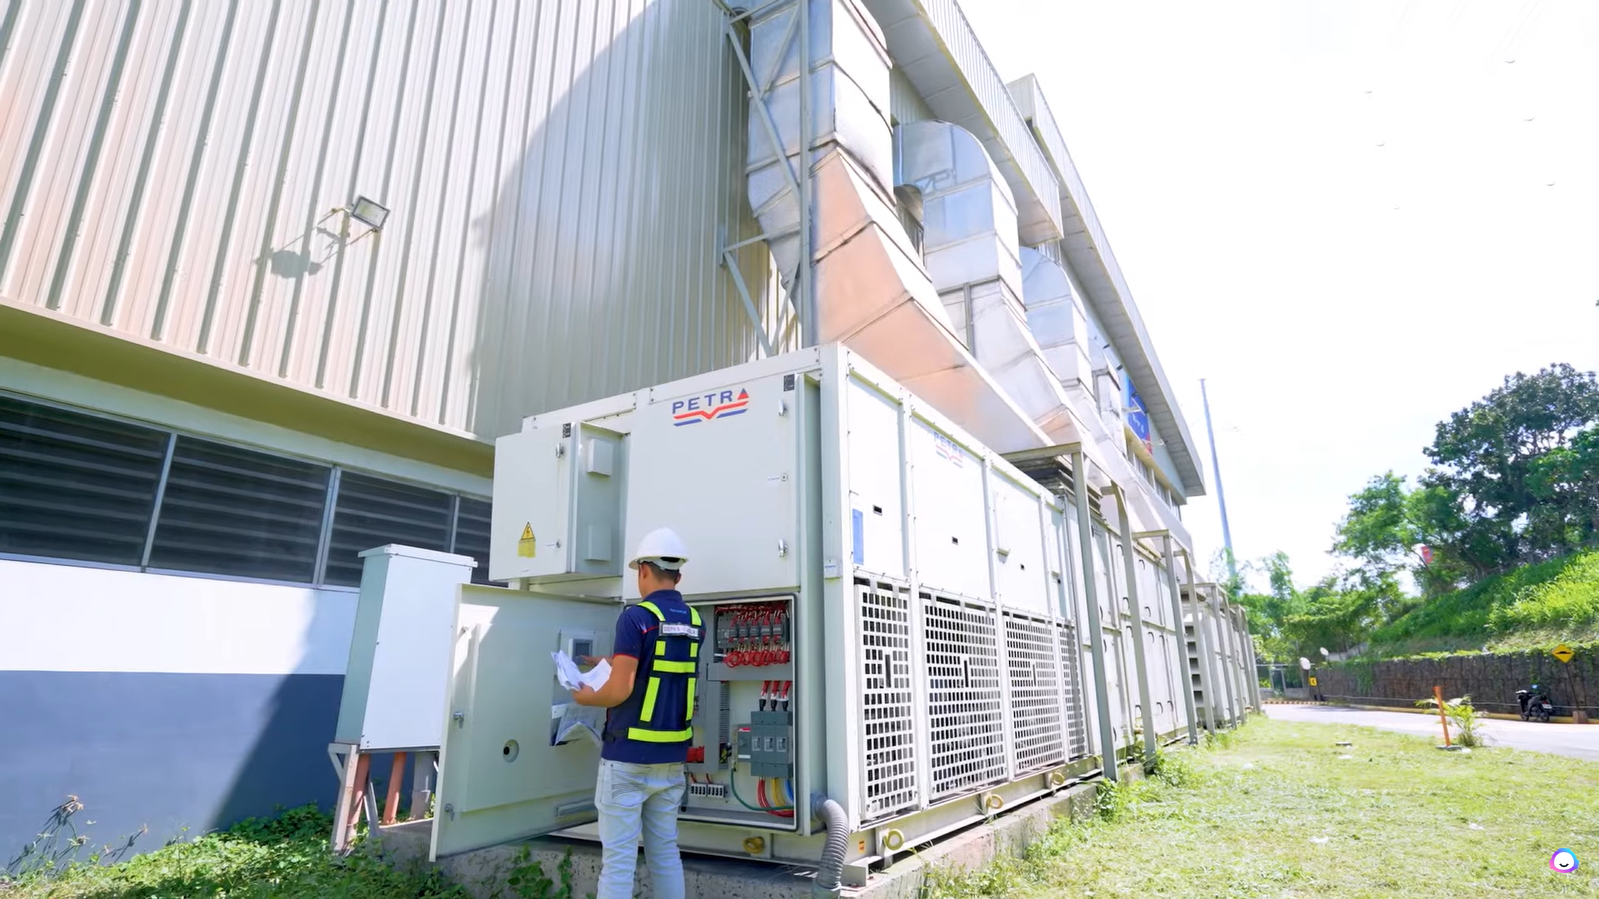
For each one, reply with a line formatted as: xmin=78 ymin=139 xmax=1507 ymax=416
xmin=461 ymin=0 xmax=766 ymax=441
xmin=203 ymin=0 xmax=760 ymax=848
xmin=0 ymin=591 xmax=350 ymax=862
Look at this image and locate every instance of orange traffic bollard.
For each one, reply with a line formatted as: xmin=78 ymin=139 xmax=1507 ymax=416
xmin=1434 ymin=685 xmax=1450 ymax=747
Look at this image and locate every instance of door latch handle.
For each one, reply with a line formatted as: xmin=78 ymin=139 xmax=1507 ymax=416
xmin=453 ymin=711 xmax=465 ymax=728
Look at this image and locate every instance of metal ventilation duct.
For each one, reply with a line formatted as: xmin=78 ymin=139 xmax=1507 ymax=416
xmin=742 ymin=0 xmax=1050 ymax=453
xmin=892 ymin=120 xmax=1081 ymax=442
xmin=1020 ymin=246 xmax=1171 ymax=533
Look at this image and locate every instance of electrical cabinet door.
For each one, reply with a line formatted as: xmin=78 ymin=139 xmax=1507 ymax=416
xmin=430 ymin=586 xmax=624 ymax=859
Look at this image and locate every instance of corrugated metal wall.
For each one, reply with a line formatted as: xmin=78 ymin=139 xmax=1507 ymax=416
xmin=0 ymin=0 xmax=779 ymax=442
xmin=889 ymin=67 xmax=933 ymax=125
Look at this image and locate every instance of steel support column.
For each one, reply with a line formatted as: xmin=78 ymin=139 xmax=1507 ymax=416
xmin=1072 ymin=451 xmax=1118 ymax=782
xmin=1113 ymin=487 xmax=1158 ymax=765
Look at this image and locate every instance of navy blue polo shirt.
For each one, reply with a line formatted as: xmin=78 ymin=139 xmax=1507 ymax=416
xmin=602 ymin=590 xmax=699 ymax=764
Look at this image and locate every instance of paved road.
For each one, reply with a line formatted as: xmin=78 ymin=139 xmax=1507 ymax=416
xmin=1263 ymin=703 xmax=1599 ymax=761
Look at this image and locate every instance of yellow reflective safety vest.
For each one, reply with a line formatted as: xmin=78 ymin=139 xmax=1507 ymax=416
xmin=602 ymin=591 xmax=703 ymax=764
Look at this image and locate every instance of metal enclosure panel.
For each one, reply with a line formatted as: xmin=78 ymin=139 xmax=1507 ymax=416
xmin=489 ymin=428 xmax=571 ymax=581
xmin=844 ymin=377 xmax=906 ymax=580
xmin=990 ymin=472 xmax=1046 ymax=615
xmin=490 ymin=422 xmax=626 ymax=583
xmin=626 ymin=373 xmax=799 ymax=598
xmin=0 ymin=0 xmax=776 ymax=439
xmin=905 ymin=417 xmax=987 ymax=600
xmin=431 ymin=586 xmax=621 ymax=859
xmin=336 ymin=546 xmax=477 ymax=750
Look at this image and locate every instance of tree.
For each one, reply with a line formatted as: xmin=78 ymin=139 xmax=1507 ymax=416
xmin=1277 ymin=570 xmax=1387 ymax=658
xmin=1332 ymin=471 xmax=1477 ymax=596
xmin=1423 ymin=363 xmax=1599 ymax=567
xmin=1333 ymin=472 xmax=1422 ymax=572
xmin=1226 ymin=553 xmax=1296 ymax=660
xmin=1527 ymin=428 xmax=1599 ymax=549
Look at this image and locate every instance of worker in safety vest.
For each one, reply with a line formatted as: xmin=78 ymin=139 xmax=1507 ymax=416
xmin=571 ymin=527 xmax=702 ymax=899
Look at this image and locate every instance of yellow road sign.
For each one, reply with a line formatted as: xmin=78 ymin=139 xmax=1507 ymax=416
xmin=1308 ymin=676 xmax=1318 ymax=687
xmin=1552 ymin=644 xmax=1574 ymax=664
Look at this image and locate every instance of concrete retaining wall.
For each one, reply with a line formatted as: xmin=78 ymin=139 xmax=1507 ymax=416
xmin=1317 ymin=649 xmax=1598 ymax=718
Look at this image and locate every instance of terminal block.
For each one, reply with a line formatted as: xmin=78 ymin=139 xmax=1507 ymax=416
xmin=738 ymin=710 xmax=793 ymax=779
xmin=687 ymin=781 xmax=727 ymax=800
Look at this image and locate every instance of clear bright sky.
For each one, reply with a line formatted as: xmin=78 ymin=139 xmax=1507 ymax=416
xmin=963 ymin=0 xmax=1599 ymax=589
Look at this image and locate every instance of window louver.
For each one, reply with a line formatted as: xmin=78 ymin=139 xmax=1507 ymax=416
xmin=147 ymin=437 xmax=330 ymax=582
xmin=0 ymin=396 xmax=168 ymax=565
xmin=323 ymin=472 xmax=453 ymax=587
xmin=453 ymin=497 xmax=493 ymax=584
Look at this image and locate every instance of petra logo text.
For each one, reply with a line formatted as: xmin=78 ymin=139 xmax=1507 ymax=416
xmin=673 ymin=389 xmax=750 ymax=426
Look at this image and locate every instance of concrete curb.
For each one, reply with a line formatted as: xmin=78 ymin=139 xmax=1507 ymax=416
xmin=1330 ymin=702 xmax=1590 ymax=726
xmin=367 ymin=781 xmax=1109 ymax=898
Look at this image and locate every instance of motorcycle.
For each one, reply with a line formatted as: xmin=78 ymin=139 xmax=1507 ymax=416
xmin=1516 ymin=685 xmax=1555 ymax=722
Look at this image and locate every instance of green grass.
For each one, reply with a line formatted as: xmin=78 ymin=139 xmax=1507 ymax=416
xmin=923 ymin=718 xmax=1599 ymax=898
xmin=1368 ymin=549 xmax=1599 ymax=656
xmin=0 ymin=805 xmax=468 ymax=899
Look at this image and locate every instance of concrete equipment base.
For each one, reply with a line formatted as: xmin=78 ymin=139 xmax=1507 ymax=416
xmin=369 ymin=781 xmax=1103 ymax=899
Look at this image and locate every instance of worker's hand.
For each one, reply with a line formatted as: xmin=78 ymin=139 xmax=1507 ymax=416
xmin=579 ymin=655 xmax=606 ymax=666
xmin=572 ymin=685 xmax=599 ymax=706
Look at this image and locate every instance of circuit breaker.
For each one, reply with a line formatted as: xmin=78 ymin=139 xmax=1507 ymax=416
xmin=739 ymin=710 xmax=793 ymax=779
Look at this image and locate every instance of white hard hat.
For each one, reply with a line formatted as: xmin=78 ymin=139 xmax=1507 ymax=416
xmin=629 ymin=527 xmax=689 ymax=571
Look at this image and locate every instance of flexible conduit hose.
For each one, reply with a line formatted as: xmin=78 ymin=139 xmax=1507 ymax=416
xmin=810 ymin=794 xmax=848 ymax=898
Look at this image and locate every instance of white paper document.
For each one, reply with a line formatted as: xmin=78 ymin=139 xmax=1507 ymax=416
xmin=550 ymin=702 xmax=606 ymax=746
xmin=551 ymin=650 xmax=612 ymax=692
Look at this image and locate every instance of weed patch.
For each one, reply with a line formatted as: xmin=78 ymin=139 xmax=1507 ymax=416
xmin=0 ymin=803 xmax=468 ymax=899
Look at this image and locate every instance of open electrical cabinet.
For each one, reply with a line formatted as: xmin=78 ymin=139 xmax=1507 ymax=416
xmin=429 ymin=586 xmax=809 ymax=860
xmin=429 ymin=355 xmax=823 ymax=861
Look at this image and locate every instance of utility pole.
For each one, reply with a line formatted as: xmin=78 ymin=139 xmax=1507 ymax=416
xmin=1200 ymin=379 xmax=1237 ymax=584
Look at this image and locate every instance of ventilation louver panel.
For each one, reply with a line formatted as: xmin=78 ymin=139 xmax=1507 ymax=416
xmin=453 ymin=497 xmax=493 ymax=584
xmin=857 ymin=579 xmax=919 ymax=820
xmin=922 ymin=591 xmax=1006 ymax=799
xmin=324 ymin=472 xmax=452 ymax=586
xmin=1059 ymin=622 xmax=1090 ymax=760
xmin=148 ymin=437 xmax=329 ymax=582
xmin=1004 ymin=612 xmax=1065 ymax=773
xmin=0 ymin=396 xmax=168 ymax=566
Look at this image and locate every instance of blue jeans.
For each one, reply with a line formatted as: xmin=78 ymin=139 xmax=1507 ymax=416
xmin=595 ymin=760 xmax=686 ymax=899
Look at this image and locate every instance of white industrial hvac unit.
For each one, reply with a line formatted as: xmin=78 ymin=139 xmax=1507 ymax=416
xmin=395 ymin=344 xmax=1103 ymax=875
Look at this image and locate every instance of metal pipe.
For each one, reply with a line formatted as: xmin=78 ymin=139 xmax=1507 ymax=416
xmin=1200 ymin=378 xmax=1237 ymax=583
xmin=797 ymin=0 xmax=815 ymax=347
xmin=1113 ymin=487 xmax=1157 ymax=764
xmin=1162 ymin=535 xmax=1200 ymax=744
xmin=1072 ymin=450 xmax=1119 ymax=781
xmin=725 ymin=24 xmax=801 ymax=220
xmin=724 ymin=250 xmax=776 ymax=357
